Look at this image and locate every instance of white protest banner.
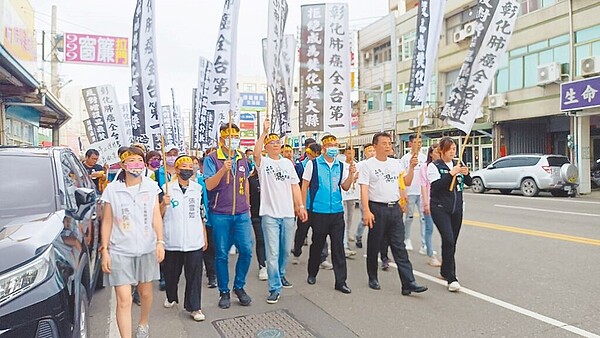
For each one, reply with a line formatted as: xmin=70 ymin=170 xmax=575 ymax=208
xmin=194 ymin=57 xmax=216 ymax=150
xmin=161 ymin=105 xmax=176 ymax=146
xmin=130 ymin=0 xmax=162 ymax=150
xmin=210 ymin=0 xmax=241 ymax=139
xmin=87 ymin=137 xmax=120 ymax=165
xmin=83 ymin=118 xmax=98 ymax=144
xmin=406 ymin=0 xmax=446 ymax=106
xmin=300 ymin=3 xmax=351 ymax=134
xmin=266 ymin=0 xmax=288 ymax=89
xmin=95 ymin=85 xmax=127 ymax=147
xmin=440 ymin=0 xmax=519 ymax=135
xmin=281 ymin=34 xmax=296 ymax=133
xmin=119 ymin=103 xmax=134 ymax=146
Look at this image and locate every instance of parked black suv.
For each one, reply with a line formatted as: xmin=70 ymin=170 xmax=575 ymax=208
xmin=0 ymin=147 xmax=102 ymax=338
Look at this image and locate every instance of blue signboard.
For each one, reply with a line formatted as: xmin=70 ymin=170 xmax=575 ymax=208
xmin=240 ymin=92 xmax=267 ymax=108
xmin=560 ymin=75 xmax=600 ymax=111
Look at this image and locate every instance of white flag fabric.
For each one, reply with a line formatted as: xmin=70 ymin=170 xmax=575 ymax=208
xmin=210 ymin=0 xmax=241 ymax=140
xmin=406 ymin=0 xmax=446 ymax=106
xmin=300 ymin=3 xmax=351 ymax=134
xmin=281 ymin=34 xmax=296 ymax=134
xmin=161 ymin=105 xmax=176 ymax=146
xmin=441 ymin=0 xmax=520 ymax=135
xmin=266 ymin=0 xmax=288 ymax=89
xmin=193 ymin=57 xmax=216 ymax=150
xmin=119 ymin=103 xmax=134 ymax=146
xmin=130 ymin=0 xmax=162 ymax=150
xmin=82 ymin=87 xmax=109 ymax=142
xmin=83 ymin=118 xmax=98 ymax=144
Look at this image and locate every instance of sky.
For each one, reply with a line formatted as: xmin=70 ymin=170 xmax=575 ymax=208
xmin=28 ymin=0 xmax=389 ymax=110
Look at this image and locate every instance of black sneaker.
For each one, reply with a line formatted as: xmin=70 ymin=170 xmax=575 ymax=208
xmin=207 ymin=276 xmax=217 ymax=289
xmin=233 ymin=288 xmax=252 ymax=306
xmin=218 ymin=292 xmax=230 ymax=309
xmin=355 ymin=237 xmax=362 ymax=249
xmin=266 ymin=291 xmax=280 ymax=304
xmin=280 ymin=277 xmax=293 ymax=289
xmin=381 ymin=257 xmax=390 ymax=271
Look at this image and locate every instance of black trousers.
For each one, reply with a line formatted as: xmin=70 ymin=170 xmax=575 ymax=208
xmin=203 ymin=227 xmax=216 ymax=280
xmin=164 ymin=249 xmax=204 ymax=312
xmin=430 ymin=204 xmax=463 ymax=283
xmin=293 ymin=217 xmax=329 ymax=262
xmin=366 ymin=202 xmax=415 ymax=287
xmin=251 ymin=217 xmax=266 ymax=268
xmin=307 ymin=212 xmax=347 ymax=287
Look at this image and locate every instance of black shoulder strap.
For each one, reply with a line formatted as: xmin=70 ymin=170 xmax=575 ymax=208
xmin=308 ymin=159 xmax=319 ymax=211
xmin=338 ymin=161 xmax=344 ymax=186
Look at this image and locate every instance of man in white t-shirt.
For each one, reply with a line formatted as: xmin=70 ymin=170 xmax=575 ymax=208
xmin=254 ymin=120 xmax=308 ymax=304
xmin=399 ymin=135 xmax=427 ymax=252
xmin=353 ymin=143 xmax=376 ymax=249
xmin=358 ymin=132 xmax=428 ymax=296
xmin=341 ymin=146 xmax=358 ymax=257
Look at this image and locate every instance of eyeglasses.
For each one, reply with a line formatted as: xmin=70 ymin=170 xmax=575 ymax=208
xmin=267 ymin=140 xmax=282 ymax=145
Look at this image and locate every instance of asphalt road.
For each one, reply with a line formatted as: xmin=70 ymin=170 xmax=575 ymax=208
xmin=89 ymin=191 xmax=600 ymax=337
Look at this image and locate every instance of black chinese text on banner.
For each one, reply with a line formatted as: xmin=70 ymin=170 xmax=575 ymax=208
xmin=210 ymin=0 xmax=241 ymax=141
xmin=130 ymin=0 xmax=162 ymax=150
xmin=441 ymin=0 xmax=520 ymax=136
xmin=299 ymin=3 xmax=351 ymax=134
xmin=82 ymin=87 xmax=109 ymax=142
xmin=193 ymin=57 xmax=215 ymax=151
xmin=405 ymin=0 xmax=446 ymax=107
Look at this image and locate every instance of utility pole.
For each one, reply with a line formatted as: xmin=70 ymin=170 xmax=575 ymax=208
xmin=50 ymin=5 xmax=59 ymax=97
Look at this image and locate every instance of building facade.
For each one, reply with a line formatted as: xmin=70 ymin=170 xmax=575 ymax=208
xmin=357 ymin=0 xmax=600 ymax=193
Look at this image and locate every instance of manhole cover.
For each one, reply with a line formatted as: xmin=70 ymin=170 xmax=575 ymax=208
xmin=212 ymin=309 xmax=316 ymax=338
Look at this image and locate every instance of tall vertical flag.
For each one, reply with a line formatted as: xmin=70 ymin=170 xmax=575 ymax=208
xmin=299 ymin=4 xmax=351 ymax=134
xmin=210 ymin=0 xmax=241 ymax=140
xmin=281 ymin=34 xmax=296 ymax=134
xmin=440 ymin=0 xmax=520 ymax=135
xmin=130 ymin=0 xmax=162 ymax=150
xmin=193 ymin=57 xmax=215 ymax=150
xmin=405 ymin=0 xmax=446 ymax=106
xmin=170 ymin=88 xmax=186 ymax=152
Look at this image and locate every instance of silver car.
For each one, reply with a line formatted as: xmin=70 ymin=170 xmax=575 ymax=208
xmin=470 ymin=154 xmax=578 ymax=197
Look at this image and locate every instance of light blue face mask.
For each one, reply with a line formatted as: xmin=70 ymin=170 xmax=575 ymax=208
xmin=326 ymin=147 xmax=339 ymax=158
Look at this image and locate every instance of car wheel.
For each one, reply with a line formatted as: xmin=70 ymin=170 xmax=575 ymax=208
xmin=74 ymin=284 xmax=89 ymax=338
xmin=521 ymin=178 xmax=539 ymax=197
xmin=471 ymin=177 xmax=485 ymax=193
xmin=551 ymin=190 xmax=569 ymax=197
xmin=499 ymin=189 xmax=512 ymax=195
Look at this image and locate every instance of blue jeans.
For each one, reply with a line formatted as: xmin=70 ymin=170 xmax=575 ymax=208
xmin=211 ymin=212 xmax=253 ymax=293
xmin=405 ymin=195 xmax=425 ymax=248
xmin=261 ymin=216 xmax=295 ymax=293
xmin=424 ymin=214 xmax=435 ymax=257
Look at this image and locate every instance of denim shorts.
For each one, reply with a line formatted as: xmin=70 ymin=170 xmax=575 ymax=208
xmin=103 ymin=251 xmax=160 ymax=287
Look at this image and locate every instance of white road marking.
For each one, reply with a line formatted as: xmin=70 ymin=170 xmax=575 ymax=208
xmin=109 ymin=288 xmax=119 ymax=338
xmin=466 ymin=192 xmax=600 ymax=205
xmin=494 ymin=204 xmax=600 ymax=217
xmin=386 ymin=262 xmax=599 ymax=337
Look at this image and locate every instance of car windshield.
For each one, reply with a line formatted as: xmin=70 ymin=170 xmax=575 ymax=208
xmin=546 ymin=156 xmax=569 ymax=167
xmin=0 ymin=155 xmax=57 ymax=219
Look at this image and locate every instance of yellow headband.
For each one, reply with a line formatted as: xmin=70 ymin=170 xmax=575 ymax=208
xmin=175 ymin=156 xmax=193 ymax=168
xmin=321 ymin=135 xmax=337 ymax=144
xmin=364 ymin=145 xmax=374 ymax=152
xmin=282 ymin=144 xmax=292 ymax=149
xmin=120 ymin=151 xmax=136 ymax=162
xmin=220 ymin=128 xmax=240 ymax=138
xmin=306 ymin=148 xmax=318 ymax=157
xmin=264 ymin=134 xmax=280 ymax=145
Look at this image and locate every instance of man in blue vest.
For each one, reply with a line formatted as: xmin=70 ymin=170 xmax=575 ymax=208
xmin=204 ymin=124 xmax=253 ymax=309
xmin=301 ymin=134 xmax=355 ymax=294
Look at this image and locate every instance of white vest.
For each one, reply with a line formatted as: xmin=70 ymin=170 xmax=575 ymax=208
xmin=162 ymin=180 xmax=205 ymax=251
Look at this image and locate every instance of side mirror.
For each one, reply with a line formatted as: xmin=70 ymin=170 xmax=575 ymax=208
xmin=487 ymin=164 xmax=495 ymax=170
xmin=75 ymin=187 xmax=96 ymax=207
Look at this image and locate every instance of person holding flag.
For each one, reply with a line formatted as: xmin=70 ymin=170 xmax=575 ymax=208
xmin=160 ymin=155 xmax=208 ymax=321
xmin=399 ymin=135 xmax=427 ymax=252
xmin=203 ymin=123 xmax=253 ymax=309
xmin=254 ymin=119 xmax=308 ymax=303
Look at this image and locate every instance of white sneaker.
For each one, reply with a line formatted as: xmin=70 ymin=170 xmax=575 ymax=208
xmin=320 ymin=261 xmax=333 ymax=270
xmin=258 ymin=266 xmax=268 ymax=281
xmin=344 ymin=248 xmax=357 ymax=258
xmin=229 ymin=245 xmax=237 ymax=255
xmin=405 ymin=239 xmax=413 ymax=251
xmin=163 ymin=298 xmax=176 ymax=308
xmin=428 ymin=256 xmax=442 ymax=267
xmin=135 ymin=324 xmax=149 ymax=338
xmin=418 ymin=246 xmax=427 ymax=255
xmin=291 ymin=256 xmax=300 ymax=265
xmin=448 ymin=281 xmax=461 ymax=292
xmin=191 ymin=310 xmax=206 ymax=321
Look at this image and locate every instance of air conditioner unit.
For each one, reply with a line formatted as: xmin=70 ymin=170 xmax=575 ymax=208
xmin=581 ymin=56 xmax=600 ymax=77
xmin=488 ymin=93 xmax=506 ymax=109
xmin=453 ymin=30 xmax=466 ymax=43
xmin=464 ymin=21 xmax=477 ymax=37
xmin=364 ymin=52 xmax=370 ymax=61
xmin=421 ymin=117 xmax=433 ymax=126
xmin=408 ymin=118 xmax=418 ymax=129
xmin=537 ymin=62 xmax=562 ymax=86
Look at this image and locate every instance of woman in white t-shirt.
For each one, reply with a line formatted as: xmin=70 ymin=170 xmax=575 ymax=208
xmin=100 ymin=146 xmax=164 ymax=338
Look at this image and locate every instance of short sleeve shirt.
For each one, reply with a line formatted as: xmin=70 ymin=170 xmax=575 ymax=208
xmin=357 ymin=157 xmax=403 ymax=203
xmin=257 ymin=156 xmax=299 ymax=218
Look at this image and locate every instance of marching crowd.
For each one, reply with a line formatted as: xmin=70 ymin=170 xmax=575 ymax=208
xmin=88 ymin=119 xmax=471 ymax=338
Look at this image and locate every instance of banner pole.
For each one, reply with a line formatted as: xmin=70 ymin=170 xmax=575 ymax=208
xmin=226 ymin=110 xmax=232 ymax=184
xmin=449 ymin=132 xmax=470 ymax=191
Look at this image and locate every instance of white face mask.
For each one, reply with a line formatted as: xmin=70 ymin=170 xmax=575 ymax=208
xmin=229 ymin=138 xmax=241 ymax=150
